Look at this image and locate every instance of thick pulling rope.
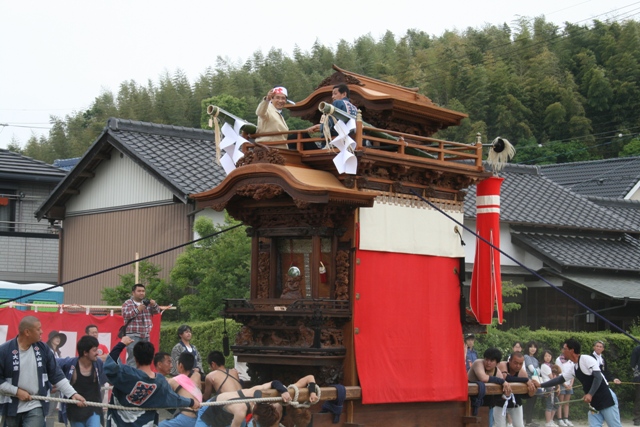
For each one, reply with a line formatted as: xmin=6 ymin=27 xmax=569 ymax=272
xmin=25 ymin=394 xmax=284 ymax=411
xmin=19 ymin=386 xmax=321 ymax=412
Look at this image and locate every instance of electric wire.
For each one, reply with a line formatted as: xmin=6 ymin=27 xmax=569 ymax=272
xmin=408 ymin=188 xmax=640 ymax=345
xmin=2 ymin=222 xmax=243 ymax=304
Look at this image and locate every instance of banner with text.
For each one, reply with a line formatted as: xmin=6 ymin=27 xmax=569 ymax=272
xmin=0 ymin=308 xmax=161 ymax=361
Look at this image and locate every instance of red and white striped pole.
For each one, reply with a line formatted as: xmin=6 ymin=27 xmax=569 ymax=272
xmin=470 ymin=176 xmax=504 ymax=325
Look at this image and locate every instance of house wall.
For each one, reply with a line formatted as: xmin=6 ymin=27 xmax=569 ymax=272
xmin=59 ymin=203 xmax=193 ymax=305
xmin=194 ymin=209 xmax=226 ymax=240
xmin=462 ymin=220 xmax=543 ymax=270
xmin=626 ymin=179 xmax=640 ymax=201
xmin=66 ymin=150 xmax=174 ymax=215
xmin=0 ymin=180 xmax=60 ymax=283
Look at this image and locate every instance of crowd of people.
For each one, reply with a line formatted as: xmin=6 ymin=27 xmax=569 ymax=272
xmin=466 ymin=334 xmax=640 ymax=427
xmin=0 ymin=284 xmax=320 ymax=427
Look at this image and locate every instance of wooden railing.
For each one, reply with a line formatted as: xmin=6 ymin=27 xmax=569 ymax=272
xmin=248 ymin=123 xmax=484 ymax=170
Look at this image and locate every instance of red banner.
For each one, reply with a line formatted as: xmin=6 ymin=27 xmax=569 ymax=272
xmin=470 ymin=176 xmax=504 ymax=325
xmin=0 ymin=308 xmax=161 ymax=362
xmin=354 ymin=250 xmax=467 ymax=404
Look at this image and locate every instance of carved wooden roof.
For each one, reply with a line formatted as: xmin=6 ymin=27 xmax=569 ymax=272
xmin=191 ymin=162 xmax=377 ymax=213
xmin=288 ymin=65 xmax=467 ymax=136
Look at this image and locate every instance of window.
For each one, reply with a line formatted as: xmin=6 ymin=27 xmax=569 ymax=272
xmin=0 ymin=190 xmax=16 ymax=232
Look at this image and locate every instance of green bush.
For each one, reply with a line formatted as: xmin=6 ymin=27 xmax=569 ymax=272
xmin=159 ymin=319 xmax=242 ymax=371
xmin=474 ymin=327 xmax=639 ymax=419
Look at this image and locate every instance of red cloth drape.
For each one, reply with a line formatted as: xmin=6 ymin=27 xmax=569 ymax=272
xmin=353 ymin=249 xmax=467 ymax=404
xmin=470 ymin=176 xmax=504 ymax=325
xmin=0 ymin=308 xmax=161 ymax=363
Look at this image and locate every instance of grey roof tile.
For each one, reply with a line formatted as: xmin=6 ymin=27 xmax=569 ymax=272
xmin=587 ymin=197 xmax=640 ymax=231
xmin=540 ymin=157 xmax=640 ymax=198
xmin=0 ymin=149 xmax=67 ymax=180
xmin=511 ymin=230 xmax=640 ymax=272
xmin=464 ymin=164 xmax=637 ymax=232
xmin=36 ymin=118 xmax=226 ymax=219
xmin=550 ymin=272 xmax=640 ymax=300
xmin=109 ymin=123 xmax=226 ymax=195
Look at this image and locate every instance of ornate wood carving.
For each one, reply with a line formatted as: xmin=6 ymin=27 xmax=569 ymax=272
xmin=257 ymin=252 xmax=270 ymax=298
xmin=236 ymin=184 xmax=284 ymax=201
xmin=233 ymin=317 xmax=345 ymax=350
xmin=236 ymin=146 xmax=285 ymax=166
xmin=317 ymin=365 xmax=343 ymax=385
xmin=233 ymin=204 xmax=355 ymax=229
xmin=316 ymin=73 xmax=363 ymax=90
xmin=334 ymin=249 xmax=350 ymax=301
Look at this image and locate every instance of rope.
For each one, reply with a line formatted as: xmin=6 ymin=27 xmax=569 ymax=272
xmin=286 ymin=384 xmax=321 ymax=408
xmin=24 ymin=394 xmax=284 ymax=412
xmin=319 ymin=105 xmax=337 ymax=148
xmin=207 ymin=105 xmax=221 ymax=166
xmin=408 ymin=189 xmax=640 ymax=345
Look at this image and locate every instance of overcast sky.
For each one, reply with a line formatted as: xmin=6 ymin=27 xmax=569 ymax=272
xmin=0 ymin=0 xmax=637 ymax=152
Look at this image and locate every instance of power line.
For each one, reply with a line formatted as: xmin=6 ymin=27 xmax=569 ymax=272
xmin=0 ymin=123 xmax=52 ymax=130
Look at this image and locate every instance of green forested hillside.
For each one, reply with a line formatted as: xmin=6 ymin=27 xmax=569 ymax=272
xmin=10 ymin=17 xmax=640 ymax=164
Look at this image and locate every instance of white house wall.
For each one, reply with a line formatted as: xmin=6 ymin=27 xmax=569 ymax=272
xmin=193 ymin=209 xmax=226 ymax=240
xmin=626 ymin=179 xmax=640 ymax=200
xmin=66 ymin=151 xmax=174 ymax=215
xmin=462 ymin=220 xmax=542 ymax=270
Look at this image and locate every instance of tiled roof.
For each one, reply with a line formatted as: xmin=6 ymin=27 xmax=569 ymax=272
xmin=550 ymin=272 xmax=640 ymax=301
xmin=53 ymin=158 xmax=81 ymax=171
xmin=511 ymin=230 xmax=640 ymax=272
xmin=464 ymin=164 xmax=637 ymax=233
xmin=540 ymin=157 xmax=640 ymax=198
xmin=107 ymin=119 xmax=226 ymax=195
xmin=0 ymin=149 xmax=66 ymax=181
xmin=36 ymin=118 xmax=226 ymax=220
xmin=587 ymin=197 xmax=640 ymax=231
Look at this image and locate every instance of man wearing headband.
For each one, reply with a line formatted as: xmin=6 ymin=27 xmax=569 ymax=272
xmin=255 ymin=86 xmax=291 ymax=148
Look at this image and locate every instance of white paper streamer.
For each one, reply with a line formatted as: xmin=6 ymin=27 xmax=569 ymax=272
xmin=329 ymin=119 xmax=357 ymax=175
xmin=220 ymin=120 xmax=249 ymax=174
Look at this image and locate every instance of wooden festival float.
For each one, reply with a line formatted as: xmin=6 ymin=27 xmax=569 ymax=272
xmin=192 ymin=66 xmax=515 ymax=426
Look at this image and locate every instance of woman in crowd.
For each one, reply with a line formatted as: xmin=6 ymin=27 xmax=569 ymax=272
xmin=523 ymin=341 xmax=540 ymax=427
xmin=171 ymin=324 xmax=204 ymax=376
xmin=555 ymin=351 xmax=575 ymax=427
xmin=47 ymin=330 xmax=67 ymax=358
xmin=539 ymin=350 xmax=558 ymax=427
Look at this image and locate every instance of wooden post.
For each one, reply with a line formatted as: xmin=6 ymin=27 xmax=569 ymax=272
xmin=134 ymin=252 xmax=139 ymax=284
xmin=475 ymin=132 xmax=483 ymax=168
xmin=355 ymin=110 xmax=363 ymax=149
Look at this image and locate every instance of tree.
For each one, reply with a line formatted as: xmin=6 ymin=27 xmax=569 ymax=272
xmin=170 ymin=215 xmax=250 ymax=320
xmin=502 ymin=280 xmax=526 ymax=314
xmin=200 ymin=94 xmax=249 ymax=129
xmin=619 ymin=137 xmax=640 ymax=157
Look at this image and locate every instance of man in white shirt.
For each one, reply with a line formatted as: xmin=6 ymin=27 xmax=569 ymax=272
xmin=540 ymin=339 xmax=621 ymax=427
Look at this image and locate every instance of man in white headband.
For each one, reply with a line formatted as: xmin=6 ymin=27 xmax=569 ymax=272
xmin=255 ymin=86 xmax=292 ymax=148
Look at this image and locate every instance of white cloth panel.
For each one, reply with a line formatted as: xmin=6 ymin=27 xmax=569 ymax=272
xmin=359 ymin=200 xmax=465 ymax=257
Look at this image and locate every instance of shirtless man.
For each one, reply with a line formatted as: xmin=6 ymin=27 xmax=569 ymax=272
xmin=202 ymin=351 xmax=242 ymax=401
xmin=195 ymin=375 xmax=318 ymax=427
xmin=160 ymin=352 xmax=203 ymax=427
xmin=493 ymin=352 xmax=539 ymax=427
xmin=468 ymin=347 xmax=512 ymax=426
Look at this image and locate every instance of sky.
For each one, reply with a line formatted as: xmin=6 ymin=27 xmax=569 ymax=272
xmin=0 ymin=0 xmax=637 ymax=152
